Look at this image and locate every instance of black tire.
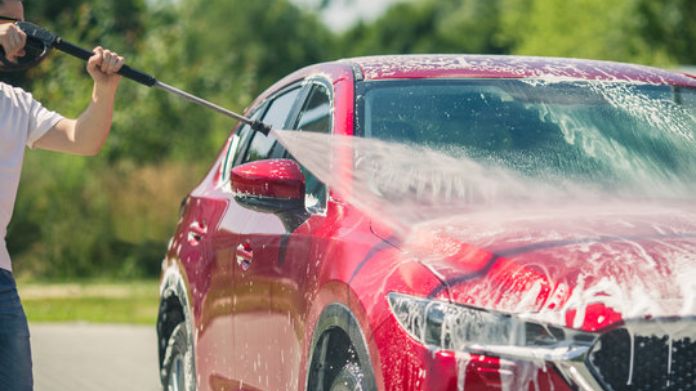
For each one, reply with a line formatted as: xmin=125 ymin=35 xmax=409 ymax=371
xmin=162 ymin=323 xmax=195 ymax=391
xmin=329 ymin=362 xmax=367 ymax=391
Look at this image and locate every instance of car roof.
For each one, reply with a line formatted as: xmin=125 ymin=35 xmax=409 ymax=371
xmin=349 ymin=55 xmax=696 ymax=86
xmin=250 ymin=54 xmax=696 ymax=110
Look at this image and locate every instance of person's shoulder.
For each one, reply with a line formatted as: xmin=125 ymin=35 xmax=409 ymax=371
xmin=0 ymin=81 xmax=29 ymax=95
xmin=0 ymin=81 xmax=35 ymax=107
xmin=0 ymin=82 xmax=15 ymax=103
xmin=0 ymin=81 xmax=12 ymax=95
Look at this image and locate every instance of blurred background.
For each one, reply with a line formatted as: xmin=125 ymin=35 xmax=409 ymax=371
xmin=4 ymin=0 xmax=696 ymax=285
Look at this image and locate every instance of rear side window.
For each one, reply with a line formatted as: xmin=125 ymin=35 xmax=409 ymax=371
xmin=244 ymin=87 xmax=302 ymax=163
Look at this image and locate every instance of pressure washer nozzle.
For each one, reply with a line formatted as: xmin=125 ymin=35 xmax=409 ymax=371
xmin=251 ymin=121 xmax=272 ymax=136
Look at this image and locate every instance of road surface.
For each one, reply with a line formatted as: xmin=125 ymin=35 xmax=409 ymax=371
xmin=30 ymin=323 xmax=160 ymax=391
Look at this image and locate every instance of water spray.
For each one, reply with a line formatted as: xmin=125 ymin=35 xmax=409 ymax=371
xmin=0 ymin=20 xmax=272 ymax=136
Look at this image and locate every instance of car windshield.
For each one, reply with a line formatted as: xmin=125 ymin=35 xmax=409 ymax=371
xmin=357 ymin=79 xmax=696 ymax=193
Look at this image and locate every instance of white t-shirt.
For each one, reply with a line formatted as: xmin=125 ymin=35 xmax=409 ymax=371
xmin=1 ymin=82 xmax=64 ymax=272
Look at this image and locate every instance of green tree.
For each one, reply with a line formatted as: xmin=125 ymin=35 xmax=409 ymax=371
xmin=339 ymin=0 xmax=509 ymax=56
xmin=499 ymin=0 xmax=696 ymax=66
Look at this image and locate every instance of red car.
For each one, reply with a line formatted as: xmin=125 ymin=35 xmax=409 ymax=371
xmin=156 ymin=55 xmax=696 ymax=391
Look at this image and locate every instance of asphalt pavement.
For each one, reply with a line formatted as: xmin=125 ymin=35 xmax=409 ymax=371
xmin=30 ymin=323 xmax=161 ymax=391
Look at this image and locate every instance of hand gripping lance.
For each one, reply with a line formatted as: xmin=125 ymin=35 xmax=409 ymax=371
xmin=0 ymin=21 xmax=272 ymax=136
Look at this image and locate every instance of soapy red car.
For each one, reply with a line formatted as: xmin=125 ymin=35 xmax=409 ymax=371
xmin=156 ymin=55 xmax=696 ymax=391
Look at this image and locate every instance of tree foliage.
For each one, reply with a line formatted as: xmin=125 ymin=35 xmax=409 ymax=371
xmin=340 ymin=0 xmax=696 ymax=66
xmin=498 ymin=0 xmax=696 ymax=65
xmin=340 ymin=0 xmax=508 ymax=56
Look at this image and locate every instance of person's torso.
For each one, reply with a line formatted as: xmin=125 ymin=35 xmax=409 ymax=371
xmin=0 ymin=82 xmax=32 ymax=271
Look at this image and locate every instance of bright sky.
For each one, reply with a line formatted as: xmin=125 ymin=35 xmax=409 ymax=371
xmin=292 ymin=0 xmax=403 ymax=31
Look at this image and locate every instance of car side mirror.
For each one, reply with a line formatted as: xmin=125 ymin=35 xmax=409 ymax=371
xmin=230 ymin=159 xmax=306 ymax=214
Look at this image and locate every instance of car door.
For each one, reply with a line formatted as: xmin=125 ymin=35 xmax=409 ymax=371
xmin=264 ymin=81 xmax=334 ymax=391
xmin=192 ymin=105 xmax=267 ymax=391
xmin=217 ymin=84 xmax=306 ymax=391
xmin=224 ymin=80 xmax=334 ymax=391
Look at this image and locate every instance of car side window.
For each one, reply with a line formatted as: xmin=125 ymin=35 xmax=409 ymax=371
xmin=293 ymin=83 xmax=332 ymax=212
xmin=243 ymin=87 xmax=302 ymax=164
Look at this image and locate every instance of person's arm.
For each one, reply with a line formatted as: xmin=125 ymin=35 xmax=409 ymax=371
xmin=34 ymin=46 xmax=125 ymax=156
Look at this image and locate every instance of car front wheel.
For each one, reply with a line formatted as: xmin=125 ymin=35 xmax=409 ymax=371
xmin=162 ymin=323 xmax=195 ymax=391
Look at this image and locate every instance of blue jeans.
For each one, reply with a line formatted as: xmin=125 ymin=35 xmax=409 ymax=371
xmin=0 ymin=269 xmax=33 ymax=391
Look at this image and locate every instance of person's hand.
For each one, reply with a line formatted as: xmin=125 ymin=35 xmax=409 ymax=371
xmin=87 ymin=46 xmax=125 ymax=91
xmin=0 ymin=23 xmax=26 ymax=63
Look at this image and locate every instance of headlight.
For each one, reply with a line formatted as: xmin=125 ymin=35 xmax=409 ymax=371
xmin=387 ymin=293 xmax=595 ymax=362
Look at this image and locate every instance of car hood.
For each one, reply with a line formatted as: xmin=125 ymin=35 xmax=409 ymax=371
xmin=375 ymin=201 xmax=696 ymax=332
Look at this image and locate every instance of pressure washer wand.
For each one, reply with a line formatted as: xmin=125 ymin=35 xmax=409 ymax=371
xmin=154 ymin=81 xmax=252 ymax=126
xmin=14 ymin=22 xmax=273 ymax=135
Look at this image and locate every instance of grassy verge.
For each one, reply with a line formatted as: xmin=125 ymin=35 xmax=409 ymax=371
xmin=17 ymin=280 xmax=160 ymax=325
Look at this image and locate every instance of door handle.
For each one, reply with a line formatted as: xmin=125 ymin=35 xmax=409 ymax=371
xmin=187 ymin=220 xmax=208 ymax=245
xmin=236 ymin=243 xmax=253 ymax=271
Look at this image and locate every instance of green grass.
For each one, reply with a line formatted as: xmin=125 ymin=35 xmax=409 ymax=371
xmin=18 ymin=280 xmax=160 ymax=325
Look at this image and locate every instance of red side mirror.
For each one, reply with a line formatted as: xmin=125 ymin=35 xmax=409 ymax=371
xmin=231 ymin=159 xmax=306 ymax=212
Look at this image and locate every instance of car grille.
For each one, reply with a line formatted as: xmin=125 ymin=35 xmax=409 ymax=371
xmin=588 ymin=327 xmax=696 ymax=391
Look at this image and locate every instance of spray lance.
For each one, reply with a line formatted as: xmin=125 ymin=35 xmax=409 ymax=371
xmin=0 ymin=20 xmax=272 ymax=136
